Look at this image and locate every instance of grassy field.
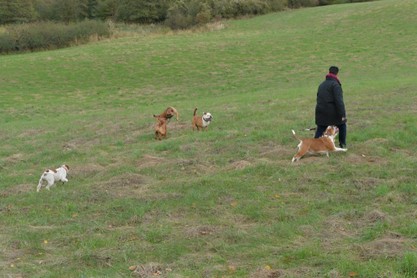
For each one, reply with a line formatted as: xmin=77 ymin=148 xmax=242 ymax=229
xmin=1 ymin=0 xmax=417 ymax=277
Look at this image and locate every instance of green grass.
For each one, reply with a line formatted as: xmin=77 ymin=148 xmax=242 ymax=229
xmin=1 ymin=0 xmax=417 ymax=277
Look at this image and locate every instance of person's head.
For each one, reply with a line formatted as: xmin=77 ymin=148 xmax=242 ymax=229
xmin=329 ymin=66 xmax=339 ymax=75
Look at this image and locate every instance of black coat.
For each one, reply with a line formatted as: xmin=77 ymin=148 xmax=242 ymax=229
xmin=315 ymin=76 xmax=346 ymax=126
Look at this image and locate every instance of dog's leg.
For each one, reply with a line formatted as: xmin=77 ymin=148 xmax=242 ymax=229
xmin=292 ymin=144 xmax=308 ymax=163
xmin=45 ymin=177 xmax=54 ymax=190
xmin=37 ymin=177 xmax=44 ymax=192
xmin=292 ymin=151 xmax=304 ymax=162
xmin=291 ymin=156 xmax=300 ymax=163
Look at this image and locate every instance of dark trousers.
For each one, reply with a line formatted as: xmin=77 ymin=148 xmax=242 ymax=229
xmin=314 ymin=123 xmax=347 ymax=147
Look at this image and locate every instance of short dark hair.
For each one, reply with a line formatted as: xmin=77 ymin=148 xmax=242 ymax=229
xmin=329 ymin=66 xmax=339 ymax=74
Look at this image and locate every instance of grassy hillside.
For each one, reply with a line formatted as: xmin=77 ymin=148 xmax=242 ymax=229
xmin=1 ymin=0 xmax=417 ymax=277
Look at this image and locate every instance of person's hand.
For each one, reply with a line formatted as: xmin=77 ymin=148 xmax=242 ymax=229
xmin=342 ymin=117 xmax=347 ymax=123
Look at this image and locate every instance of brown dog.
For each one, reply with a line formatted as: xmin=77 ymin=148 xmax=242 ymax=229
xmin=152 ymin=107 xmax=179 ymax=140
xmin=291 ymin=126 xmax=347 ymax=162
xmin=192 ymin=108 xmax=213 ymax=131
xmin=154 ymin=115 xmax=167 ymax=140
xmin=154 ymin=107 xmax=179 ymax=121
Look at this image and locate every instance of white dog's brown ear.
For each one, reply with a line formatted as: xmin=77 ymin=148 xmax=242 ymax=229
xmin=65 ymin=165 xmax=70 ymax=170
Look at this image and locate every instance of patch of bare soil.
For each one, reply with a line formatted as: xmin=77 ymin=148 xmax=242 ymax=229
xmin=4 ymin=153 xmax=25 ymax=165
xmin=357 ymin=232 xmax=409 ymax=260
xmin=129 ymin=262 xmax=172 ymax=277
xmin=377 ymin=191 xmax=409 ymax=203
xmin=365 ymin=209 xmax=387 ymax=223
xmin=75 ymin=163 xmax=106 ymax=178
xmin=184 ymin=225 xmax=218 ymax=238
xmin=136 ymin=155 xmax=168 ymax=169
xmin=320 ymin=216 xmax=357 ymax=250
xmin=346 ymin=152 xmax=388 ymax=165
xmin=260 ymin=144 xmax=294 ymax=162
xmin=17 ymin=128 xmax=47 ymax=138
xmin=0 ymin=183 xmax=33 ymax=196
xmin=250 ymin=266 xmax=320 ymax=278
xmin=249 ymin=267 xmax=287 ymax=278
xmin=351 ymin=177 xmax=383 ymax=190
xmin=228 ymin=160 xmax=252 ymax=170
xmin=177 ymin=158 xmax=218 ymax=175
xmin=97 ymin=173 xmax=149 ymax=198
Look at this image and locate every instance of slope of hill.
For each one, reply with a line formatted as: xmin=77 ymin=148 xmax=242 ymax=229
xmin=1 ymin=0 xmax=416 ymax=276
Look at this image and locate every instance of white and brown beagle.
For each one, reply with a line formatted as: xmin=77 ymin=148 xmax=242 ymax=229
xmin=291 ymin=126 xmax=347 ymax=162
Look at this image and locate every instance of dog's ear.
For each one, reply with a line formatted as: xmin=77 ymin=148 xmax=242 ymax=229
xmin=170 ymin=107 xmax=179 ymax=121
xmin=65 ymin=165 xmax=70 ymax=170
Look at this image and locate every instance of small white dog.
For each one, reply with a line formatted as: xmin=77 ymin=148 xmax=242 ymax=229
xmin=37 ymin=164 xmax=70 ymax=192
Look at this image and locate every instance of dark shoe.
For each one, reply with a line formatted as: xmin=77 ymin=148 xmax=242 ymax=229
xmin=339 ymin=143 xmax=347 ymax=149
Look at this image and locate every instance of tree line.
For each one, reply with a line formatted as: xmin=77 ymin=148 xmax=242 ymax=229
xmin=1 ymin=0 xmax=374 ymax=27
xmin=0 ymin=0 xmax=374 ymax=54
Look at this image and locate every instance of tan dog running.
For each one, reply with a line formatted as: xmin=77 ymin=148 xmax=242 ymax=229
xmin=291 ymin=126 xmax=347 ymax=162
xmin=153 ymin=115 xmax=167 ymax=140
xmin=152 ymin=107 xmax=178 ymax=140
xmin=154 ymin=107 xmax=179 ymax=121
xmin=192 ymin=108 xmax=213 ymax=131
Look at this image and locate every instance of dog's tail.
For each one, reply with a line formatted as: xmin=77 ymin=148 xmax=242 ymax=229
xmin=193 ymin=108 xmax=198 ymax=116
xmin=291 ymin=130 xmax=301 ymax=141
xmin=37 ymin=173 xmax=46 ymax=192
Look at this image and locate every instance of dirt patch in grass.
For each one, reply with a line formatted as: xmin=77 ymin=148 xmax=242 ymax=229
xmin=260 ymin=144 xmax=294 ymax=162
xmin=320 ymin=216 xmax=357 ymax=251
xmin=136 ymin=155 xmax=168 ymax=169
xmin=17 ymin=128 xmax=47 ymax=138
xmin=357 ymin=233 xmax=410 ymax=260
xmin=365 ymin=209 xmax=387 ymax=223
xmin=177 ymin=158 xmax=218 ymax=175
xmin=4 ymin=153 xmax=25 ymax=165
xmin=185 ymin=225 xmax=218 ymax=238
xmin=351 ymin=177 xmax=383 ymax=190
xmin=130 ymin=262 xmax=172 ymax=277
xmin=75 ymin=163 xmax=106 ymax=178
xmin=96 ymin=173 xmax=149 ymax=198
xmin=0 ymin=183 xmax=33 ymax=196
xmin=249 ymin=266 xmax=320 ymax=278
xmin=249 ymin=267 xmax=287 ymax=278
xmin=228 ymin=160 xmax=252 ymax=170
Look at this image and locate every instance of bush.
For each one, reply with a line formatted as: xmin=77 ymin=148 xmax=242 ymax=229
xmin=0 ymin=20 xmax=110 ymax=54
xmin=267 ymin=0 xmax=289 ymax=12
xmin=0 ymin=32 xmax=16 ymax=53
xmin=232 ymin=0 xmax=271 ymax=16
xmin=165 ymin=1 xmax=193 ymax=30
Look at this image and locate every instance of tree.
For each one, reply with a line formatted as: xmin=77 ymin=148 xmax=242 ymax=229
xmin=116 ymin=0 xmax=171 ymax=23
xmin=0 ymin=0 xmax=36 ymax=24
xmin=52 ymin=0 xmax=89 ymax=22
xmin=87 ymin=0 xmax=98 ymax=19
xmin=96 ymin=0 xmax=118 ymax=20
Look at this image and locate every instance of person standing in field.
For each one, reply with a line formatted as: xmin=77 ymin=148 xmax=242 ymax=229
xmin=315 ymin=66 xmax=347 ymax=149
